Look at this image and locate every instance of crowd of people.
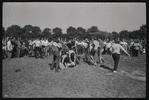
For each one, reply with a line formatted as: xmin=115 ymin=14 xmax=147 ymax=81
xmin=2 ymin=36 xmax=146 ymax=73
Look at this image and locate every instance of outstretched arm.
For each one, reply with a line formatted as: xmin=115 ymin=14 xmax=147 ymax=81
xmin=119 ymin=45 xmax=130 ymax=57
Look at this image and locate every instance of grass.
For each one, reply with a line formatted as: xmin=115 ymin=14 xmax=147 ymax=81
xmin=2 ymin=54 xmax=146 ymax=98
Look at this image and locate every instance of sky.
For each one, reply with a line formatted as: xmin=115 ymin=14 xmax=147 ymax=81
xmin=3 ymin=2 xmax=146 ymax=33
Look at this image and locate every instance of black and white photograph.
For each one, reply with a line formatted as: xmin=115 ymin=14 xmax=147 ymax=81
xmin=2 ymin=2 xmax=146 ymax=98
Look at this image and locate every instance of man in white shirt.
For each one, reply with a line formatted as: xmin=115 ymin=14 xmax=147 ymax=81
xmin=92 ymin=38 xmax=99 ymax=65
xmin=7 ymin=37 xmax=15 ymax=60
xmin=34 ymin=38 xmax=43 ymax=59
xmin=42 ymin=38 xmax=50 ymax=57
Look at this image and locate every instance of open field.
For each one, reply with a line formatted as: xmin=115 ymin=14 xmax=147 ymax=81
xmin=2 ymin=54 xmax=146 ymax=98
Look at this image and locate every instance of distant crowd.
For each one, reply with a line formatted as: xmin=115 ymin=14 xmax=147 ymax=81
xmin=2 ymin=36 xmax=146 ymax=72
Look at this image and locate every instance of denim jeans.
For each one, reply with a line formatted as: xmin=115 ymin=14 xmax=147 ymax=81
xmin=112 ymin=53 xmax=120 ymax=71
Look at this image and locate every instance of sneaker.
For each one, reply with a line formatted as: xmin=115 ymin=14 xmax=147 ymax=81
xmin=113 ymin=71 xmax=117 ymax=73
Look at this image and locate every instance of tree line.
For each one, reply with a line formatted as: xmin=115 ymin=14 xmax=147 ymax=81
xmin=2 ymin=24 xmax=146 ymax=40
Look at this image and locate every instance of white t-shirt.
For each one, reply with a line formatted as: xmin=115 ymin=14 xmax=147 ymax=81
xmin=120 ymin=41 xmax=127 ymax=46
xmin=90 ymin=43 xmax=93 ymax=51
xmin=7 ymin=40 xmax=13 ymax=51
xmin=75 ymin=41 xmax=81 ymax=45
xmin=81 ymin=41 xmax=88 ymax=48
xmin=42 ymin=40 xmax=49 ymax=46
xmin=106 ymin=42 xmax=111 ymax=48
xmin=29 ymin=40 xmax=33 ymax=45
xmin=35 ymin=40 xmax=41 ymax=47
xmin=93 ymin=40 xmax=99 ymax=50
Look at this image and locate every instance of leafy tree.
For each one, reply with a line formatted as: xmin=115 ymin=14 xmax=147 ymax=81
xmin=42 ymin=28 xmax=52 ymax=38
xmin=119 ymin=30 xmax=129 ymax=40
xmin=22 ymin=25 xmax=34 ymax=38
xmin=5 ymin=25 xmax=22 ymax=37
xmin=129 ymin=30 xmax=140 ymax=39
xmin=52 ymin=27 xmax=63 ymax=38
xmin=111 ymin=31 xmax=119 ymax=40
xmin=67 ymin=26 xmax=77 ymax=39
xmin=24 ymin=25 xmax=33 ymax=33
xmin=76 ymin=27 xmax=87 ymax=39
xmin=61 ymin=34 xmax=69 ymax=40
xmin=22 ymin=25 xmax=42 ymax=38
xmin=32 ymin=26 xmax=42 ymax=37
xmin=139 ymin=24 xmax=146 ymax=39
xmin=76 ymin=27 xmax=86 ymax=34
xmin=87 ymin=26 xmax=99 ymax=33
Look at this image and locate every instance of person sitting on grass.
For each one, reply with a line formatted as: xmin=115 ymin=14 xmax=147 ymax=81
xmin=59 ymin=44 xmax=69 ymax=70
xmin=59 ymin=52 xmax=71 ymax=70
xmin=68 ymin=46 xmax=77 ymax=67
xmin=67 ymin=42 xmax=77 ymax=67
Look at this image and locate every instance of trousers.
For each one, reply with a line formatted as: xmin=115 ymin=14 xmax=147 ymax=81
xmin=112 ymin=53 xmax=120 ymax=71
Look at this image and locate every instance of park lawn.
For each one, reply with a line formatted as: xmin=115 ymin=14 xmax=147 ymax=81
xmin=2 ymin=54 xmax=146 ymax=98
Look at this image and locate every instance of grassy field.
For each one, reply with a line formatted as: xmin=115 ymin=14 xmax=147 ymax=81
xmin=2 ymin=54 xmax=146 ymax=98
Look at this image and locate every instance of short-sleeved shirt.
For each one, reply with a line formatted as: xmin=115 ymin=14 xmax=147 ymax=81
xmin=35 ymin=40 xmax=41 ymax=47
xmin=111 ymin=43 xmax=126 ymax=54
xmin=93 ymin=40 xmax=99 ymax=50
xmin=7 ymin=40 xmax=13 ymax=51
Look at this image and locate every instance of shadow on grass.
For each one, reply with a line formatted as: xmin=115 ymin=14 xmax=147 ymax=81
xmin=48 ymin=63 xmax=52 ymax=66
xmin=100 ymin=65 xmax=113 ymax=71
xmin=82 ymin=58 xmax=95 ymax=65
xmin=83 ymin=60 xmax=94 ymax=65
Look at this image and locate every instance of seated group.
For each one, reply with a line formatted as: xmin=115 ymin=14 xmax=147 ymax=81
xmin=50 ymin=41 xmax=79 ymax=72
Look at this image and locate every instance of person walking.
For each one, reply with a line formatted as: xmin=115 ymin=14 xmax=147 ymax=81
xmin=110 ymin=39 xmax=130 ymax=73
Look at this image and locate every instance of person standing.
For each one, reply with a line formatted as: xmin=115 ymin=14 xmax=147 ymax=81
xmin=129 ymin=39 xmax=134 ymax=56
xmin=132 ymin=39 xmax=142 ymax=57
xmin=97 ymin=38 xmax=105 ymax=64
xmin=15 ymin=38 xmax=22 ymax=58
xmin=21 ymin=42 xmax=28 ymax=57
xmin=28 ymin=39 xmax=33 ymax=56
xmin=92 ymin=37 xmax=99 ymax=65
xmin=106 ymin=40 xmax=112 ymax=55
xmin=110 ymin=39 xmax=130 ymax=73
xmin=42 ymin=38 xmax=50 ymax=57
xmin=84 ymin=38 xmax=90 ymax=62
xmin=6 ymin=37 xmax=15 ymax=60
xmin=34 ymin=38 xmax=43 ymax=59
xmin=120 ymin=39 xmax=128 ymax=55
xmin=50 ymin=39 xmax=61 ymax=72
